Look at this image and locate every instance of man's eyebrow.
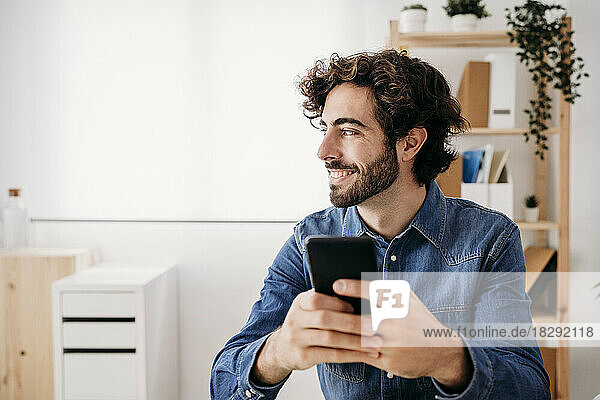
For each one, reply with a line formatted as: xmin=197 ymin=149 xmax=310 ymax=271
xmin=319 ymin=117 xmax=367 ymax=128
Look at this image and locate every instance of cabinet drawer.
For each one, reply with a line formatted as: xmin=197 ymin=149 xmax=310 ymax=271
xmin=63 ymin=322 xmax=136 ymax=348
xmin=62 ymin=292 xmax=136 ymax=317
xmin=64 ymin=353 xmax=136 ymax=399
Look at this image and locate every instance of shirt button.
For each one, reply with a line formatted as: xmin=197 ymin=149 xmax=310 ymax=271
xmin=245 ymin=389 xmax=252 ymax=398
xmin=387 ymin=371 xmax=394 ymax=379
xmin=390 ymin=255 xmax=397 ymax=261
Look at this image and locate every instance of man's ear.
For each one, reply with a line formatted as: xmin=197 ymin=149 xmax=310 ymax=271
xmin=397 ymin=127 xmax=428 ymax=162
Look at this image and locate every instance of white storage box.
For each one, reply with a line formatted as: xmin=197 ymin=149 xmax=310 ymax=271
xmin=461 ymin=173 xmax=514 ymax=220
xmin=485 ymin=51 xmax=534 ymax=129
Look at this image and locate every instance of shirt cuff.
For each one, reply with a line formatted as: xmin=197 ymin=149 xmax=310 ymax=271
xmin=237 ymin=334 xmax=291 ymax=400
xmin=430 ymin=335 xmax=494 ymax=400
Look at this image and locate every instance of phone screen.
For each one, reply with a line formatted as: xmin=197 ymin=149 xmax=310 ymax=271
xmin=305 ymin=236 xmax=378 ymax=314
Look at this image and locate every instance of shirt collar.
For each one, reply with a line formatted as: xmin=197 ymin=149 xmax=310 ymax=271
xmin=342 ymin=179 xmax=446 ymax=247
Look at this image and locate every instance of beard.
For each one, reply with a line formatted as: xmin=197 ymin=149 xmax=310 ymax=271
xmin=328 ymin=143 xmax=399 ymax=208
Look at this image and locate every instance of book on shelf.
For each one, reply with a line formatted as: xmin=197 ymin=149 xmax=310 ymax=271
xmin=476 ymin=143 xmax=494 ymax=183
xmin=462 ymin=149 xmax=484 ymax=183
xmin=489 ymin=149 xmax=510 ymax=184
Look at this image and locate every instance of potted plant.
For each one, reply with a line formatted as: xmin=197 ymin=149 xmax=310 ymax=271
xmin=443 ymin=0 xmax=490 ymax=31
xmin=506 ymin=1 xmax=589 ymax=160
xmin=400 ymin=4 xmax=428 ymax=32
xmin=523 ymin=194 xmax=539 ymax=222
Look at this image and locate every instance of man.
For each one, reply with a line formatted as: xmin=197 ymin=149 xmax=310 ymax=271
xmin=210 ymin=49 xmax=550 ymax=399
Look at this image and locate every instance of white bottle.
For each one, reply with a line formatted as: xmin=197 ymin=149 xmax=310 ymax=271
xmin=2 ymin=188 xmax=29 ymax=250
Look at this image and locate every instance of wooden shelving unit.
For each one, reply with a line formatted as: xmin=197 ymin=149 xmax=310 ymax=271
xmin=389 ymin=21 xmax=571 ymax=399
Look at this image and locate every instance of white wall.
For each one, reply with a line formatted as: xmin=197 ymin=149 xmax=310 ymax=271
xmin=563 ymin=1 xmax=600 ymax=398
xmin=2 ymin=0 xmax=600 ymax=398
xmin=0 ymin=0 xmax=371 ymax=221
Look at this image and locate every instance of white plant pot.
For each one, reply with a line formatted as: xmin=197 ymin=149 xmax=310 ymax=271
xmin=524 ymin=207 xmax=540 ymax=223
xmin=400 ymin=9 xmax=427 ymax=33
xmin=450 ymin=14 xmax=478 ymax=31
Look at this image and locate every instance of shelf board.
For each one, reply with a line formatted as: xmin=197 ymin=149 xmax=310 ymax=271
xmin=391 ymin=29 xmax=516 ymax=48
xmin=463 ymin=127 xmax=560 ymax=136
xmin=515 ymin=220 xmax=559 ymax=231
xmin=524 ymin=246 xmax=557 ymax=292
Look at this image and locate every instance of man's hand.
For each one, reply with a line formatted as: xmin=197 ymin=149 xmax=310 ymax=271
xmin=332 ymin=279 xmax=473 ymax=393
xmin=251 ymin=289 xmax=380 ymax=385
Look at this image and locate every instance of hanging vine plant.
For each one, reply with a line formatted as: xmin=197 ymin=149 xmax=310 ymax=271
xmin=505 ymin=0 xmax=588 ymax=160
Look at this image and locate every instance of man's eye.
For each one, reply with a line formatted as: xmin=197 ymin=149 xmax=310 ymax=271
xmin=341 ymin=129 xmax=356 ymax=136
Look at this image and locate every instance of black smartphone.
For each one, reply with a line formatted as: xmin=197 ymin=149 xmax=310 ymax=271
xmin=305 ymin=236 xmax=378 ymax=314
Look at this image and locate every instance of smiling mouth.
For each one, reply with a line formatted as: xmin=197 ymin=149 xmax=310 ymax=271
xmin=328 ymin=169 xmax=358 ymax=184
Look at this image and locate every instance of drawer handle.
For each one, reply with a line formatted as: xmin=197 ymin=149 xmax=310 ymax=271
xmin=63 ymin=317 xmax=135 ymax=322
xmin=64 ymin=348 xmax=136 ymax=353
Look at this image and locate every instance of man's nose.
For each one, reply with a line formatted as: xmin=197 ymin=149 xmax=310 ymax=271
xmin=317 ymin=131 xmax=342 ymax=161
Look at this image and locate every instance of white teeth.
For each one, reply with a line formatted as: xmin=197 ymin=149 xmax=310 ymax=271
xmin=330 ymin=170 xmax=356 ymax=178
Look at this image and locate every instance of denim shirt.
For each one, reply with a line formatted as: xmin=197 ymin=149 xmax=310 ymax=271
xmin=210 ymin=180 xmax=551 ymax=399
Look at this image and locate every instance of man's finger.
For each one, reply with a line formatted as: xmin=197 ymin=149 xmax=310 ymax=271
xmin=296 ymin=308 xmax=374 ymax=335
xmin=301 ymin=328 xmax=382 ymax=353
xmin=332 ymin=279 xmax=370 ymax=300
xmin=303 ymin=346 xmax=379 ymax=366
xmin=334 ymin=280 xmax=425 ymax=306
xmin=297 ymin=290 xmax=354 ymax=313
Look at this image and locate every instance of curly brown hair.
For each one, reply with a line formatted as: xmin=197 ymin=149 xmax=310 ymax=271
xmin=298 ymin=49 xmax=469 ymax=186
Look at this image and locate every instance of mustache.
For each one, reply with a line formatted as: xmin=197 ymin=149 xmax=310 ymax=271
xmin=325 ymin=161 xmax=357 ymax=170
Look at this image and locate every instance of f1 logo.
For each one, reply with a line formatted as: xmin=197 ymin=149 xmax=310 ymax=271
xmin=375 ymin=288 xmax=406 ymax=308
xmin=368 ymin=280 xmax=411 ymax=331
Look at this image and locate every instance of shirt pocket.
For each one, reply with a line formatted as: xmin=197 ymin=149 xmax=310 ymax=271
xmin=323 ymin=362 xmax=366 ymax=383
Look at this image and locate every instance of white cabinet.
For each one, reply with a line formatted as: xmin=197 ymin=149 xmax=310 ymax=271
xmin=52 ymin=264 xmax=179 ymax=400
